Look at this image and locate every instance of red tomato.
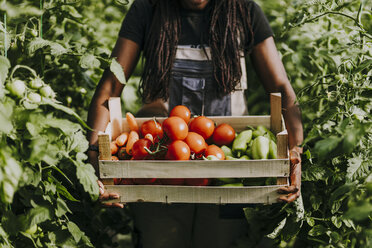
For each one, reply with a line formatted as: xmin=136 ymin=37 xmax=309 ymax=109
xmin=140 ymin=119 xmax=163 ymax=142
xmin=120 ymin=178 xmax=134 ymax=185
xmin=169 ymin=105 xmax=191 ymax=124
xmin=212 ymin=123 xmax=236 ymax=146
xmin=184 ymin=132 xmax=207 ymax=155
xmin=133 ymin=178 xmax=157 ymax=185
xmin=165 ymin=140 xmax=190 ymax=160
xmin=185 ymin=178 xmax=210 ymax=186
xmin=189 ymin=116 xmax=215 ymax=140
xmin=205 ymin=145 xmax=225 ymax=160
xmin=160 ymin=179 xmax=185 ymax=185
xmin=114 ymin=178 xmax=134 ymax=185
xmin=117 ymin=147 xmax=129 ymax=160
xmin=162 ymin=116 xmax=188 ymax=141
xmin=132 ymin=139 xmax=152 ymax=160
xmin=113 ymin=178 xmax=122 ymax=185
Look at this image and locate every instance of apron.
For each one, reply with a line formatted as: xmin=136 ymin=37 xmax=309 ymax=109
xmin=168 ymin=45 xmax=248 ymax=116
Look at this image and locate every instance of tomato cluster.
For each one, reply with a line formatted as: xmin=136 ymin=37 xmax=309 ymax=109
xmin=110 ymin=105 xmax=237 ymax=186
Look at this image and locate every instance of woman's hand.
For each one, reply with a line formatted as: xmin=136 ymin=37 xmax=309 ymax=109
xmin=98 ymin=180 xmax=124 ymax=208
xmin=277 ymin=147 xmax=302 ymax=203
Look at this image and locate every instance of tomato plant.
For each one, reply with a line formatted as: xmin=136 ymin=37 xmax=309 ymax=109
xmin=212 ymin=123 xmax=235 ymax=146
xmin=189 ymin=116 xmax=215 ymax=140
xmin=162 ymin=116 xmax=188 ymax=141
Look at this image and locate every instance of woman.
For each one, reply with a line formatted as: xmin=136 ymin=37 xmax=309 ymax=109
xmin=87 ymin=0 xmax=303 ymax=247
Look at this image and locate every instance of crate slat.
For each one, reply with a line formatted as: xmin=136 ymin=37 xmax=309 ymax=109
xmin=99 ymin=159 xmax=290 ymax=179
xmin=103 ymin=185 xmax=283 ymax=204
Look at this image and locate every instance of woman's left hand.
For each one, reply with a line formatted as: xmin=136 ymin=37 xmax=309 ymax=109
xmin=277 ymin=147 xmax=302 ymax=203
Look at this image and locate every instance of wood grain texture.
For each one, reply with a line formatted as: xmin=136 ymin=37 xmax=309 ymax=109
xmin=103 ymin=185 xmax=282 ymax=204
xmin=109 ymin=97 xmax=123 ymax=140
xmin=270 ymin=93 xmax=282 ymax=134
xmin=277 ymin=130 xmax=289 ymax=159
xmin=98 ymin=134 xmax=111 ymax=160
xmin=99 ymin=159 xmax=290 ymax=179
xmin=276 ymin=129 xmax=289 ymax=185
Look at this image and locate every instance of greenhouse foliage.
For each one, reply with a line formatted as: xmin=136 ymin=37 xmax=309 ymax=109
xmin=0 ymin=0 xmax=371 ymax=247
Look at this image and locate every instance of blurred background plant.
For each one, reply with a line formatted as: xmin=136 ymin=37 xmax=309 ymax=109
xmin=0 ymin=0 xmax=370 ymax=247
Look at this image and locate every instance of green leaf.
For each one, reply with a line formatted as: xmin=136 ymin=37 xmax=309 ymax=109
xmin=67 ymin=222 xmax=82 ymax=243
xmin=308 ymin=224 xmax=327 ymax=237
xmin=345 ymin=202 xmax=372 ymax=222
xmin=56 ymin=198 xmax=71 ymax=217
xmin=313 ymin=136 xmax=342 ymax=161
xmin=75 ymin=160 xmax=99 ymax=201
xmin=0 ymin=100 xmax=14 ymax=134
xmin=0 ymin=56 xmax=10 ymax=85
xmin=28 ymin=38 xmax=50 ymax=56
xmin=110 ymin=58 xmax=126 ymax=85
xmin=80 ymin=54 xmax=101 ymax=69
xmin=306 ymin=217 xmax=315 ymax=227
xmin=56 ymin=183 xmax=79 ymax=202
xmin=27 ymin=206 xmax=52 ymax=226
xmin=266 ymin=218 xmax=287 ymax=239
xmin=331 ymin=216 xmax=342 ymax=228
xmin=42 ymin=98 xmax=90 ymax=129
xmin=346 ymin=156 xmax=366 ymax=182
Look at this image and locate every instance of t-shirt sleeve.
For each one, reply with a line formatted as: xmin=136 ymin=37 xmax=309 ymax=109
xmin=250 ymin=1 xmax=274 ymax=46
xmin=118 ymin=0 xmax=152 ymax=49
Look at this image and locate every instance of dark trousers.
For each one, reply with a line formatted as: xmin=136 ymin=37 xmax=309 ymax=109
xmin=130 ymin=203 xmax=248 ymax=248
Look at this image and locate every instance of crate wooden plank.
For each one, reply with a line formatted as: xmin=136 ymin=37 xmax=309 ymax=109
xmin=103 ymin=185 xmax=282 ymax=204
xmin=99 ymin=159 xmax=290 ymax=179
xmin=109 ymin=97 xmax=123 ymax=140
xmin=270 ymin=93 xmax=282 ymax=134
xmin=276 ymin=129 xmax=289 ymax=185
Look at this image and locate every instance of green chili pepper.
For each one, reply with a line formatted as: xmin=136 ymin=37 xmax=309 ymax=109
xmin=221 ymin=145 xmax=233 ymax=157
xmin=226 ymin=155 xmax=239 ymax=160
xmin=232 ymin=130 xmax=252 ymax=157
xmin=239 ymin=155 xmax=250 ymax=160
xmin=221 ymin=183 xmax=244 ymax=187
xmin=252 ymin=136 xmax=270 ymax=159
xmin=252 ymin=125 xmax=266 ymax=138
xmin=268 ymin=139 xmax=277 ymax=159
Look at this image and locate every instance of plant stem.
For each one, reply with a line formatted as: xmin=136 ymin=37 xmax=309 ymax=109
xmin=10 ymin=65 xmax=38 ymax=79
xmin=3 ymin=13 xmax=6 ymax=57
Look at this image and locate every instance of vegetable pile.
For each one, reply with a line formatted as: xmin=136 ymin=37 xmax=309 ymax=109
xmin=109 ymin=105 xmax=280 ymax=187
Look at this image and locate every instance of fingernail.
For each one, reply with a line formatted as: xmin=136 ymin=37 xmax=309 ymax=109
xmin=99 ymin=188 xmax=104 ymax=194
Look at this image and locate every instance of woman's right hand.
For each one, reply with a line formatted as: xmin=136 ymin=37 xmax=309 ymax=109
xmin=98 ymin=180 xmax=124 ymax=208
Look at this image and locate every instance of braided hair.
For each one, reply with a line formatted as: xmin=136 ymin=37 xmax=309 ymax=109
xmin=140 ymin=0 xmax=254 ymax=103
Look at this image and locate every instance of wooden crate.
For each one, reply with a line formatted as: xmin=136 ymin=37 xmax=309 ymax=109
xmin=98 ymin=93 xmax=289 ymax=204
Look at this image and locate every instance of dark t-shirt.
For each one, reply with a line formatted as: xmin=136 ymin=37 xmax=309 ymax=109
xmin=119 ymin=0 xmax=273 ymax=49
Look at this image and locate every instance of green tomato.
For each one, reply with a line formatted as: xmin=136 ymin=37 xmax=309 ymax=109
xmin=31 ymin=30 xmax=38 ymax=37
xmin=345 ymin=61 xmax=353 ymax=70
xmin=39 ymin=85 xmax=54 ymax=98
xmin=6 ymin=79 xmax=26 ymax=98
xmin=30 ymin=77 xmax=43 ymax=89
xmin=27 ymin=92 xmax=42 ymax=103
xmin=25 ymin=224 xmax=38 ymax=235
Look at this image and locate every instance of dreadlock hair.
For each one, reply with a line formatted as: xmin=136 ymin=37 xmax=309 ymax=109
xmin=140 ymin=0 xmax=254 ymax=103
